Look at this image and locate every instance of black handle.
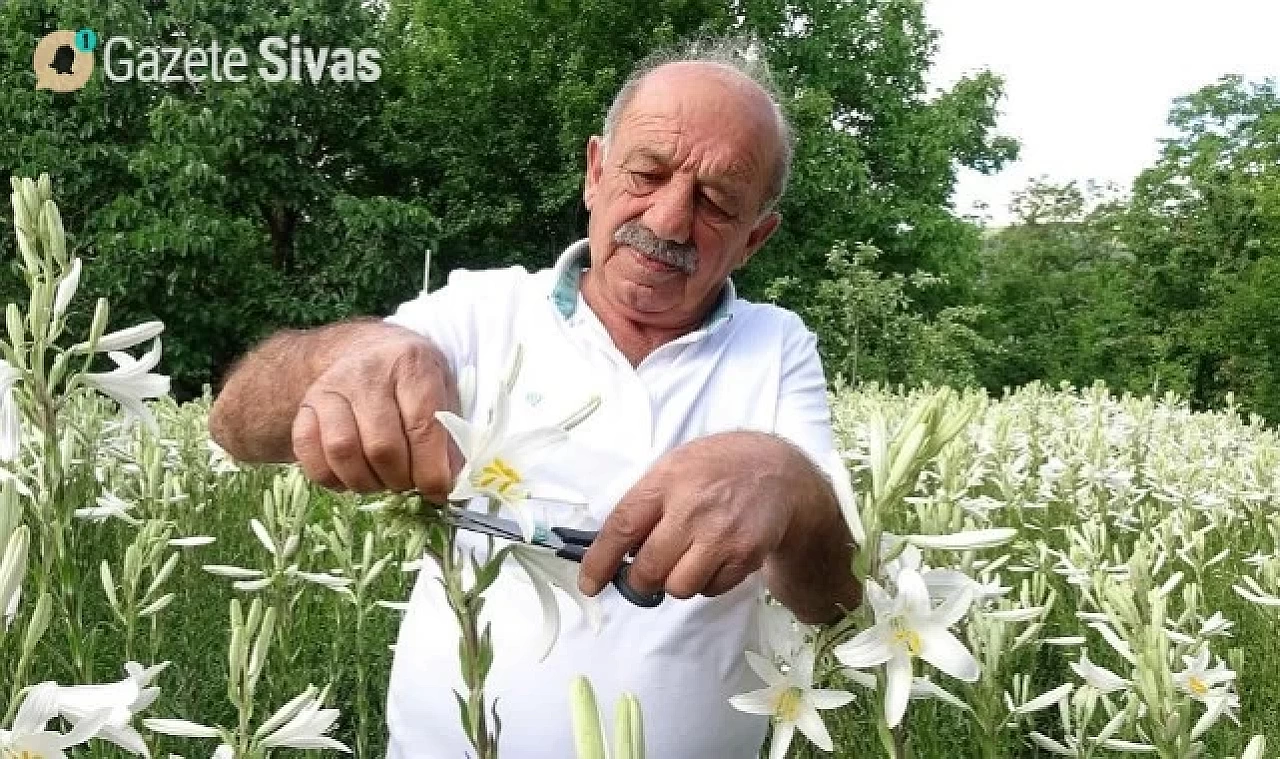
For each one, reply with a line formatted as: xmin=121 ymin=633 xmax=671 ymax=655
xmin=612 ymin=563 xmax=665 ymax=608
xmin=551 ymin=526 xmax=599 ymax=547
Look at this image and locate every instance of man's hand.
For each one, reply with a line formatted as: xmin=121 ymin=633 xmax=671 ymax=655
xmin=578 ymin=432 xmax=804 ymax=599
xmin=290 ymin=333 xmax=461 ymax=500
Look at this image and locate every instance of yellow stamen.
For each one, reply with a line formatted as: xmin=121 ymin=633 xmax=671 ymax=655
xmin=774 ymin=686 xmax=804 ymax=722
xmin=891 ymin=618 xmax=922 ymax=657
xmin=1188 ymin=676 xmax=1209 ymax=696
xmin=474 ymin=457 xmax=524 ymax=499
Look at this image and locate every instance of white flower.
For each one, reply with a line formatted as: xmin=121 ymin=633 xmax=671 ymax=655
xmin=1 ymin=682 xmax=110 ymax=758
xmin=756 ymin=597 xmax=810 ymax=665
xmin=53 ymin=257 xmax=81 ymax=317
xmin=435 ymin=373 xmax=579 ymax=541
xmin=258 ymin=689 xmax=350 ymax=752
xmin=82 ymin=338 xmax=170 ymax=432
xmin=54 ymin=661 xmax=167 ymax=755
xmin=510 ymin=543 xmax=602 ymax=662
xmin=74 ymin=492 xmax=141 ymax=525
xmin=0 ymin=359 xmax=21 ymax=461
xmin=833 ymin=566 xmax=979 ymax=728
xmin=1174 ymin=647 xmax=1236 ymax=703
xmin=729 ymin=646 xmax=854 ymax=758
xmin=1069 ymin=650 xmax=1129 ymax=694
xmin=73 ymin=321 xmax=165 ymax=354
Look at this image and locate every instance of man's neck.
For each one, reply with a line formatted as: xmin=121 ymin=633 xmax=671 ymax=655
xmin=580 ymin=269 xmax=703 ymax=367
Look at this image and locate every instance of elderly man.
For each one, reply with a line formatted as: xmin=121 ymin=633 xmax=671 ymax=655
xmin=209 ymin=38 xmax=860 ymax=758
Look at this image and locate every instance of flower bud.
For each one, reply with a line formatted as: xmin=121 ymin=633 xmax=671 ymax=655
xmin=43 ymin=201 xmax=66 ymax=267
xmin=22 ymin=591 xmax=52 ymax=655
xmin=570 ymin=676 xmax=606 ymax=759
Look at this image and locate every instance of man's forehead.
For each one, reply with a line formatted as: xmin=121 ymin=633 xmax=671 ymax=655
xmin=611 ymin=63 xmax=779 ymax=182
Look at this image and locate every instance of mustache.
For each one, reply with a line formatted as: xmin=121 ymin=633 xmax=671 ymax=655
xmin=613 ymin=222 xmax=698 ymax=274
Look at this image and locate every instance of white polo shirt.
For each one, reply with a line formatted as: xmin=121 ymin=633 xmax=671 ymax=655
xmin=384 ymin=239 xmax=834 ymax=758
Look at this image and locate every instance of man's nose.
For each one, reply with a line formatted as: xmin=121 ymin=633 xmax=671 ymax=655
xmin=641 ymin=179 xmax=695 ymax=245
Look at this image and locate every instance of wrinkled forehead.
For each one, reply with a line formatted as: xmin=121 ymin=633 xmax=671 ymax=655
xmin=611 ymin=63 xmax=783 ymax=189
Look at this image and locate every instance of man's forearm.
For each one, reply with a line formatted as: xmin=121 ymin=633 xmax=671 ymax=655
xmin=764 ymin=443 xmax=862 ymax=625
xmin=208 ymin=319 xmax=423 ymax=462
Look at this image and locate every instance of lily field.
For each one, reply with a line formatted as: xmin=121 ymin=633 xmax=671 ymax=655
xmin=2 ymin=177 xmax=1279 ymax=759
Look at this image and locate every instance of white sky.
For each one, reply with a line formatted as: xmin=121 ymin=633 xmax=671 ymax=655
xmin=924 ymin=0 xmax=1280 ymax=225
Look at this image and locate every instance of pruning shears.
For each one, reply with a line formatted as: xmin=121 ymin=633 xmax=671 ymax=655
xmin=441 ymin=508 xmax=665 ymax=608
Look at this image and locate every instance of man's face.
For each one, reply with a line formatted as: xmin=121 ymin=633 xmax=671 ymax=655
xmin=583 ymin=63 xmax=782 ymax=329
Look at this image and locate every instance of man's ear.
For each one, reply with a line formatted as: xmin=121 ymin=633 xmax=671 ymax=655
xmin=584 ymin=136 xmax=605 ymax=211
xmin=737 ymin=211 xmax=781 ymax=268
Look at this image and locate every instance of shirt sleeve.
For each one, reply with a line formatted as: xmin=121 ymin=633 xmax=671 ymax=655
xmin=773 ymin=311 xmax=836 ymax=468
xmin=384 ymin=266 xmax=527 ymax=378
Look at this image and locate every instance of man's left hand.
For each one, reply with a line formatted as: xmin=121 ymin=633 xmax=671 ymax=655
xmin=578 ymin=431 xmax=811 ymax=600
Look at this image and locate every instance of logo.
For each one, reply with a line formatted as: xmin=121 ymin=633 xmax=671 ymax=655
xmin=33 ymin=28 xmax=97 ymax=92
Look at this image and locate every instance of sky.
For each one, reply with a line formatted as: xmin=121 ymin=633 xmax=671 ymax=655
xmin=924 ymin=0 xmax=1280 ymax=225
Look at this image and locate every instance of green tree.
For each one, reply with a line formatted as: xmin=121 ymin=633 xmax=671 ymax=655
xmin=1120 ymin=75 xmax=1280 ymax=418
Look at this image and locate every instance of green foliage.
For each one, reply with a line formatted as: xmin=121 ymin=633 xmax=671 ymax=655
xmin=767 ymin=242 xmax=997 ymax=388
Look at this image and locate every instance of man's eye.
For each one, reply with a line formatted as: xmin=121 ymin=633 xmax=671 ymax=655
xmin=701 ymin=195 xmax=733 ymax=218
xmin=631 ymin=171 xmax=663 ymax=184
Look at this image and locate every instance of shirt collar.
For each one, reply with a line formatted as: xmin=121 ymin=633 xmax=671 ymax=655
xmin=548 ymin=238 xmax=736 ymax=328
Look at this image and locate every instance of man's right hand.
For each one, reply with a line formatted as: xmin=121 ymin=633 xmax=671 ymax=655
xmin=289 ymin=333 xmax=462 ymax=501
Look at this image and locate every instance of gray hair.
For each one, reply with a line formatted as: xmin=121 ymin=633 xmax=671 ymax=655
xmin=601 ymin=35 xmax=795 ymax=216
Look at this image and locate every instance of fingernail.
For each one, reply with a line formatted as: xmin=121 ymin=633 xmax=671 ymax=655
xmin=578 ymin=577 xmax=600 ymax=597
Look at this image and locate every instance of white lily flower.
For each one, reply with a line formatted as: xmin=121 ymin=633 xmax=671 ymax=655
xmin=1 ymin=682 xmax=110 ymax=758
xmin=756 ymin=597 xmax=811 ymax=664
xmin=729 ymin=646 xmax=854 ymax=758
xmin=53 ymin=257 xmax=81 ymax=317
xmin=435 ymin=369 xmax=580 ymax=542
xmin=73 ymin=321 xmax=165 ymax=354
xmin=259 ymin=690 xmax=350 ymax=752
xmin=510 ymin=543 xmax=602 ymax=661
xmin=1174 ymin=647 xmax=1236 ymax=703
xmin=833 ymin=566 xmax=979 ymax=728
xmin=82 ymin=338 xmax=170 ymax=432
xmin=55 ymin=661 xmax=168 ymax=756
xmin=74 ymin=492 xmax=141 ymax=525
xmin=1069 ymin=650 xmax=1129 ymax=694
xmin=0 ymin=359 xmax=21 ymax=461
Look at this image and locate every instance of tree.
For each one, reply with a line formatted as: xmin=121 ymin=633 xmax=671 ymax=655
xmin=1120 ymin=76 xmax=1280 ymax=418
